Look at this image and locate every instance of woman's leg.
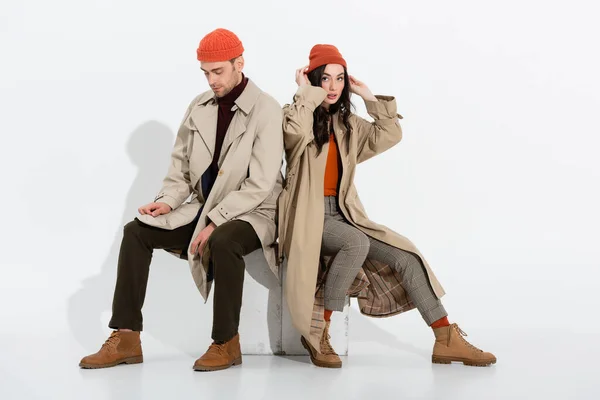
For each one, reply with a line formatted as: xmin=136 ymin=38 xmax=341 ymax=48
xmin=365 ymin=236 xmax=447 ymax=326
xmin=299 ymin=197 xmax=368 ymax=368
xmin=321 ymin=197 xmax=370 ymax=312
xmin=365 ymin=236 xmax=496 ymax=366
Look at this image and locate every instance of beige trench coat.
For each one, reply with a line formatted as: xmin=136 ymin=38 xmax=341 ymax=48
xmin=138 ymin=79 xmax=284 ymax=300
xmin=278 ymin=85 xmax=446 ymax=350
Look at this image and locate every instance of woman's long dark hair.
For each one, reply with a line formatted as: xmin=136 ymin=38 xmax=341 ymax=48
xmin=307 ymin=65 xmax=353 ymax=154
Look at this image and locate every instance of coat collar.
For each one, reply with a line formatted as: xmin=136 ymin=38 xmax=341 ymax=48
xmin=196 ymin=78 xmax=262 ymax=115
xmin=189 ymin=79 xmax=262 ymax=162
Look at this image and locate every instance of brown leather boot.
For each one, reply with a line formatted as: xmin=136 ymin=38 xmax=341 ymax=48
xmin=79 ymin=331 xmax=143 ymax=369
xmin=301 ymin=321 xmax=342 ymax=368
xmin=193 ymin=334 xmax=242 ymax=371
xmin=432 ymin=323 xmax=496 ymax=367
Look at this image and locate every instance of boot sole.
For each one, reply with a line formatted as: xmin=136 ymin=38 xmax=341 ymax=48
xmin=193 ymin=356 xmax=242 ymax=372
xmin=300 ymin=337 xmax=342 ymax=368
xmin=79 ymin=355 xmax=143 ymax=369
xmin=432 ymin=355 xmax=496 ymax=367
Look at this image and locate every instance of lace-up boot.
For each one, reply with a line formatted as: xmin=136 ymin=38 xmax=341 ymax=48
xmin=193 ymin=334 xmax=242 ymax=371
xmin=432 ymin=323 xmax=496 ymax=366
xmin=79 ymin=331 xmax=143 ymax=369
xmin=301 ymin=321 xmax=342 ymax=368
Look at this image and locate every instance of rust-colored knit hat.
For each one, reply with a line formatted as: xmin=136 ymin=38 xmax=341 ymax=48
xmin=196 ymin=28 xmax=244 ymax=62
xmin=307 ymin=44 xmax=347 ymax=73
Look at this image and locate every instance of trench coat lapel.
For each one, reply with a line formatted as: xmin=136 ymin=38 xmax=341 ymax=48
xmin=218 ymin=80 xmax=261 ymax=165
xmin=333 ymin=114 xmax=351 ymax=195
xmin=190 ymin=103 xmax=217 ymax=158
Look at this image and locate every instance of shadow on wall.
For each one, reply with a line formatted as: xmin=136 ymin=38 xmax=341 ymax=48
xmin=67 ymin=120 xmax=281 ymax=357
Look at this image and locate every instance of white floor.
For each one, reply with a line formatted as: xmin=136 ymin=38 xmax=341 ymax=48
xmin=1 ymin=325 xmax=598 ymax=400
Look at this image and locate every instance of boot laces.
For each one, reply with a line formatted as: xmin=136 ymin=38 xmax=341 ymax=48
xmin=206 ymin=342 xmax=227 ymax=356
xmin=453 ymin=325 xmax=483 ymax=353
xmin=101 ymin=332 xmax=120 ymax=353
xmin=320 ymin=327 xmax=337 ymax=355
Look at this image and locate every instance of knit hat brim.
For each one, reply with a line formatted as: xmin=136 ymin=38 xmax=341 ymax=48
xmin=307 ymin=55 xmax=347 ymax=73
xmin=197 ymin=42 xmax=244 ymax=62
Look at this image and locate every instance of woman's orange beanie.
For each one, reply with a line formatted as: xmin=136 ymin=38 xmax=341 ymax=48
xmin=196 ymin=28 xmax=244 ymax=62
xmin=307 ymin=44 xmax=347 ymax=73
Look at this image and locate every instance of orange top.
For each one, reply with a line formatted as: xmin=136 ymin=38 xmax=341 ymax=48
xmin=324 ymin=133 xmax=340 ymax=196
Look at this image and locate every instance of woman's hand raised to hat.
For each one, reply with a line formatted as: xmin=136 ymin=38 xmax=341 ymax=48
xmin=349 ymin=75 xmax=377 ymax=102
xmin=295 ymin=66 xmax=310 ymax=87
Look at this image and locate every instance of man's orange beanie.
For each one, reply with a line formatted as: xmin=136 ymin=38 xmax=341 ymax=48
xmin=196 ymin=28 xmax=244 ymax=62
xmin=307 ymin=44 xmax=347 ymax=73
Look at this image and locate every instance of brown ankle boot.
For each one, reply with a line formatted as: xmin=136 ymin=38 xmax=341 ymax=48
xmin=79 ymin=331 xmax=143 ymax=369
xmin=301 ymin=321 xmax=342 ymax=368
xmin=193 ymin=334 xmax=242 ymax=371
xmin=432 ymin=323 xmax=496 ymax=367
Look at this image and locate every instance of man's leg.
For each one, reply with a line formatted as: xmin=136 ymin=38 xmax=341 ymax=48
xmin=109 ymin=218 xmax=197 ymax=331
xmin=366 ymin=237 xmax=496 ymax=366
xmin=193 ymin=220 xmax=261 ymax=371
xmin=80 ymin=218 xmax=196 ymax=369
xmin=209 ymin=220 xmax=261 ymax=341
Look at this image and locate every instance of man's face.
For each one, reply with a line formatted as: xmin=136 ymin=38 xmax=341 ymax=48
xmin=200 ymin=57 xmax=244 ymax=98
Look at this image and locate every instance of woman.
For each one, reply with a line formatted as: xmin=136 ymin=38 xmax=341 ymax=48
xmin=278 ymin=44 xmax=496 ymax=368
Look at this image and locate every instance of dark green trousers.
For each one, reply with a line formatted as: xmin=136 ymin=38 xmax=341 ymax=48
xmin=109 ymin=218 xmax=261 ymax=342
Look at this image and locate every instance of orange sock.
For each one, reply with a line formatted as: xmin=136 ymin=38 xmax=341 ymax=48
xmin=324 ymin=309 xmax=333 ymax=322
xmin=430 ymin=316 xmax=450 ymax=329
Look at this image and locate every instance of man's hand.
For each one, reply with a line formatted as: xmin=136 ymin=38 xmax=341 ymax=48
xmin=190 ymin=222 xmax=217 ymax=257
xmin=138 ymin=202 xmax=172 ymax=217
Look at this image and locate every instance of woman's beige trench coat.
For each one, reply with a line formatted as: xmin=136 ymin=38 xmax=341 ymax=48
xmin=278 ymin=85 xmax=446 ymax=351
xmin=138 ymin=80 xmax=284 ymax=301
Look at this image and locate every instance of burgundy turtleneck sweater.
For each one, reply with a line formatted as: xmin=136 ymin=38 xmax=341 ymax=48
xmin=201 ymin=75 xmax=249 ymax=199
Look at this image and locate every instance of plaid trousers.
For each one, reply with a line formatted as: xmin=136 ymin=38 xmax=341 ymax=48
xmin=321 ymin=196 xmax=447 ymax=324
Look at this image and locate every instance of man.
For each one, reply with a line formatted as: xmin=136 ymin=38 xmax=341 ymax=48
xmin=79 ymin=28 xmax=284 ymax=371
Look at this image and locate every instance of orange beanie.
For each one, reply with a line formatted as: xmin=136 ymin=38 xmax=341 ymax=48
xmin=307 ymin=44 xmax=347 ymax=73
xmin=196 ymin=28 xmax=244 ymax=62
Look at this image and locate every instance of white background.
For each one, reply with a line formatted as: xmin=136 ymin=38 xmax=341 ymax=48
xmin=1 ymin=0 xmax=599 ymax=399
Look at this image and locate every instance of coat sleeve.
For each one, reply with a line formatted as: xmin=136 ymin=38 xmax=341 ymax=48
xmin=153 ymin=96 xmax=200 ymax=210
xmin=206 ymin=97 xmax=284 ymax=226
xmin=353 ymin=95 xmax=404 ymax=164
xmin=282 ymin=85 xmax=327 ymax=169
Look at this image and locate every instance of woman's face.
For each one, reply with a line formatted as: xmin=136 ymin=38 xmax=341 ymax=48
xmin=320 ymin=64 xmax=345 ymax=108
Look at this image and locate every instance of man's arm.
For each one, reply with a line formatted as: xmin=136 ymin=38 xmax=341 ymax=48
xmin=153 ymin=96 xmax=200 ymax=210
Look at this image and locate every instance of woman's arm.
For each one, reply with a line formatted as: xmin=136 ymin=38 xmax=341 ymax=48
xmin=353 ymin=96 xmax=403 ymax=164
xmin=349 ymin=76 xmax=403 ymax=163
xmin=283 ymin=68 xmax=328 ymax=169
